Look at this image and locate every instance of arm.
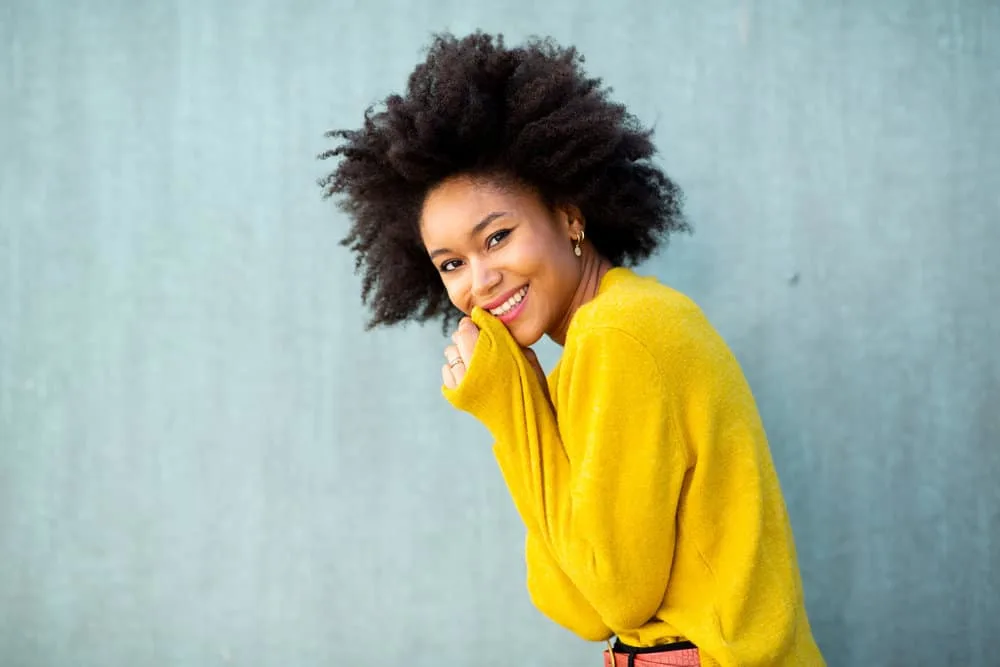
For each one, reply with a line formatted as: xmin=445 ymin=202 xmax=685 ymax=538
xmin=444 ymin=308 xmax=689 ymax=632
xmin=482 ymin=369 xmax=611 ymax=640
xmin=525 ymin=528 xmax=612 ymax=641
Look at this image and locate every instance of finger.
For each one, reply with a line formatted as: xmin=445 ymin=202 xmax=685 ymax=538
xmin=442 ymin=363 xmax=457 ymax=389
xmin=451 ymin=359 xmax=466 ymax=384
xmin=443 ymin=344 xmax=467 ymax=384
xmin=452 ymin=317 xmax=477 ymax=343
xmin=455 ymin=327 xmax=479 ymax=366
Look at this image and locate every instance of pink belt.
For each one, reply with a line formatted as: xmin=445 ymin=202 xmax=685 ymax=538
xmin=603 ymin=639 xmax=701 ymax=666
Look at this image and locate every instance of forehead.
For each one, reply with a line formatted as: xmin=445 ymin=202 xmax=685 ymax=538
xmin=419 ymin=175 xmax=546 ymax=241
xmin=423 ymin=176 xmax=507 ymax=216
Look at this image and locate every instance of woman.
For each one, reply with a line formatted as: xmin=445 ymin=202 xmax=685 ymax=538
xmin=320 ymin=32 xmax=825 ymax=667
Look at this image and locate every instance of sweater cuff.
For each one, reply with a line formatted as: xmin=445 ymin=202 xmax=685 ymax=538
xmin=440 ymin=307 xmax=517 ymax=429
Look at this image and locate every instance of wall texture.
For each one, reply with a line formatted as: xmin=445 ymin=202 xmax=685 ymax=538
xmin=2 ymin=1 xmax=998 ymax=665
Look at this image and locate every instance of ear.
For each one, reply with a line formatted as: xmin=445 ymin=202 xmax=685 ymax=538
xmin=556 ymin=203 xmax=585 ymax=240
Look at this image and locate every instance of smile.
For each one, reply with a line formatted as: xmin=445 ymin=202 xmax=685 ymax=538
xmin=487 ymin=285 xmax=528 ymax=320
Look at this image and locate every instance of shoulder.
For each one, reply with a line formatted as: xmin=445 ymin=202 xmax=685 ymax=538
xmin=562 ymin=268 xmax=747 ymax=402
xmin=568 ymin=268 xmax=721 ymax=362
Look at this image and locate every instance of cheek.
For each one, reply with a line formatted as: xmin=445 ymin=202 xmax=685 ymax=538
xmin=511 ymin=238 xmax=556 ymax=278
xmin=526 ymin=243 xmax=573 ymax=289
xmin=442 ymin=277 xmax=473 ymax=313
xmin=535 ymin=251 xmax=580 ymax=310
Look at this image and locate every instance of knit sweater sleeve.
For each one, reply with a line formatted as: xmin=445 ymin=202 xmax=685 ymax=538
xmin=524 ymin=528 xmax=612 ymax=640
xmin=443 ymin=307 xmax=689 ymax=633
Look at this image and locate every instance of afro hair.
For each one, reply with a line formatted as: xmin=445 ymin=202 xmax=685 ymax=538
xmin=318 ymin=31 xmax=687 ymax=330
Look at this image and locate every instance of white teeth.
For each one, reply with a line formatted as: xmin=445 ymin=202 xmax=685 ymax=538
xmin=489 ymin=286 xmax=528 ymax=316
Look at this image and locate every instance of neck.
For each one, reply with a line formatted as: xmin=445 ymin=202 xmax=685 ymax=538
xmin=548 ymin=251 xmax=613 ymax=346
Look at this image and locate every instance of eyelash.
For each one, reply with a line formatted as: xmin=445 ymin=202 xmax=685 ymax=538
xmin=439 ymin=229 xmax=512 ymax=273
xmin=487 ymin=229 xmax=511 ymax=248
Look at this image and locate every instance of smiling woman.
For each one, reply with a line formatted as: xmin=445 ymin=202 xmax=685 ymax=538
xmin=319 ymin=32 xmax=825 ymax=667
xmin=420 ymin=175 xmax=595 ymax=348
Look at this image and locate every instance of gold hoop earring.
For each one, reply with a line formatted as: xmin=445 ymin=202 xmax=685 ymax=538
xmin=574 ymin=229 xmax=585 ymax=257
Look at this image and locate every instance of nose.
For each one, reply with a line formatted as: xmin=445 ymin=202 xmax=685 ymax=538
xmin=470 ymin=258 xmax=502 ymax=301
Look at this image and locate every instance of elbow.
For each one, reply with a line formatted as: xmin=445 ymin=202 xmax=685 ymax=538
xmin=576 ymin=623 xmax=615 ymax=643
xmin=596 ymin=592 xmax=665 ymax=633
xmin=573 ymin=556 xmax=670 ymax=632
xmin=527 ymin=585 xmax=612 ymax=641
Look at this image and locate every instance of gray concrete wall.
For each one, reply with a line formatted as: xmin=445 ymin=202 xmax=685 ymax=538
xmin=2 ymin=1 xmax=998 ymax=665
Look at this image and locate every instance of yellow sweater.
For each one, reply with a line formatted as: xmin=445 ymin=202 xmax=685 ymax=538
xmin=443 ymin=267 xmax=824 ymax=666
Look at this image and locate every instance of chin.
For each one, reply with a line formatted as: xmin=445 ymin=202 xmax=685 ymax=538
xmin=507 ymin=321 xmax=544 ymax=348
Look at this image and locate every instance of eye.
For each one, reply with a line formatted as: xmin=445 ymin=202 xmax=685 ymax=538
xmin=487 ymin=229 xmax=511 ymax=249
xmin=439 ymin=259 xmax=463 ymax=273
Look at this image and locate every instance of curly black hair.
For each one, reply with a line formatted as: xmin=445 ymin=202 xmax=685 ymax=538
xmin=318 ymin=31 xmax=688 ymax=330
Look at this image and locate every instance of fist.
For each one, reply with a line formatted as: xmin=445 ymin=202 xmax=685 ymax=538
xmin=442 ymin=316 xmax=480 ymax=389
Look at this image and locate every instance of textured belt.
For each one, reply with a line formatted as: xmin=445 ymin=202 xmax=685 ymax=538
xmin=603 ymin=637 xmax=700 ymax=666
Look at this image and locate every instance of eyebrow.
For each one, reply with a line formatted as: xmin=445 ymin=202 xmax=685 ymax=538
xmin=427 ymin=211 xmax=508 ymax=260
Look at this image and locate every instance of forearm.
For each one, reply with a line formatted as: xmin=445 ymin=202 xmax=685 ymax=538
xmin=445 ymin=312 xmax=681 ymax=631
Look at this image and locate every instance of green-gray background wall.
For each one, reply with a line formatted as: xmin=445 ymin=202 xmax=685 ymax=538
xmin=2 ymin=1 xmax=998 ymax=665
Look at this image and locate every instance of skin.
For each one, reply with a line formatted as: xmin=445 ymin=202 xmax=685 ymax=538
xmin=418 ymin=173 xmax=612 ymax=390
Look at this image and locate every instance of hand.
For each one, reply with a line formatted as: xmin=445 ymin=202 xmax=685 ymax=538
xmin=442 ymin=316 xmax=480 ymax=389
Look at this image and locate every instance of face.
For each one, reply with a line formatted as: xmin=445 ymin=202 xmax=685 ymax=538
xmin=419 ymin=174 xmax=584 ymax=347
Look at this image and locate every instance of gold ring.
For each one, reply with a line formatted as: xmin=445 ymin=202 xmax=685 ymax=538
xmin=448 ymin=357 xmax=464 ymax=368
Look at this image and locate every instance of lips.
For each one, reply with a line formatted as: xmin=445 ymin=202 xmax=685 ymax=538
xmin=482 ymin=285 xmax=528 ymax=313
